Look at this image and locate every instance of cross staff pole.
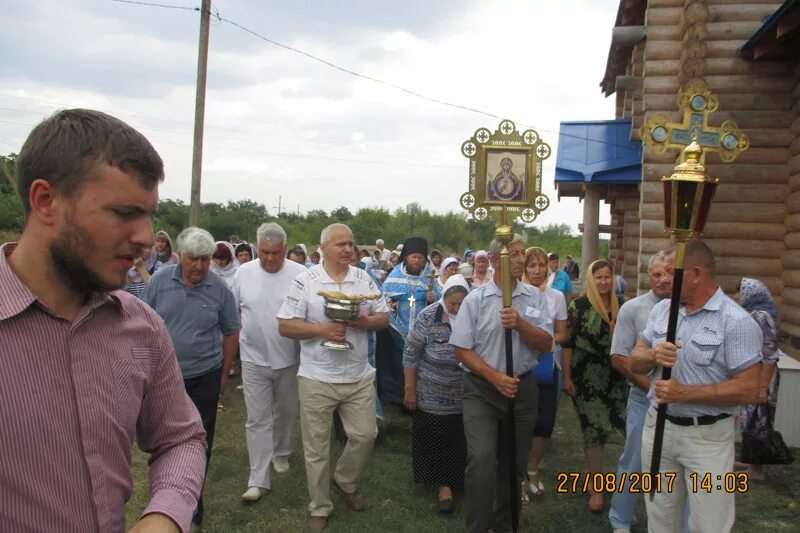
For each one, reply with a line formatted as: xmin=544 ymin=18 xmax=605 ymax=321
xmin=647 ymin=134 xmax=722 ymax=501
xmin=648 ymin=241 xmax=685 ymax=501
xmin=495 ymin=221 xmax=519 ymax=532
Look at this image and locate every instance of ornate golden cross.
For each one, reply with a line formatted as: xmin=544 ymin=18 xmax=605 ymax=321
xmin=640 ymin=81 xmax=748 ymax=163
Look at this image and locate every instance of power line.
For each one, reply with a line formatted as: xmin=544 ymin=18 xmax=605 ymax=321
xmin=111 ymin=0 xmax=198 ymax=11
xmin=0 ymin=118 xmax=466 ymax=169
xmin=0 ymin=98 xmax=447 ymax=157
xmin=0 ymin=104 xmax=458 ymax=164
xmin=111 ymin=0 xmax=639 ymax=153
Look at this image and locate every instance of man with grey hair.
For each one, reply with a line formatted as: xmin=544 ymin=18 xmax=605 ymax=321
xmin=144 ymin=226 xmax=241 ymax=530
xmin=608 ymin=250 xmax=673 ymax=533
xmin=278 ymin=223 xmax=389 ymax=531
xmin=232 ymin=222 xmax=306 ymax=503
xmin=450 ymin=234 xmax=553 ymax=533
xmin=375 ymin=238 xmax=390 ymax=263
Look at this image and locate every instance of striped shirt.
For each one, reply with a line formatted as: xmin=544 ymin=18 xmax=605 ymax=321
xmin=640 ymin=287 xmax=762 ymax=417
xmin=403 ymin=302 xmax=463 ymax=415
xmin=0 ymin=242 xmax=207 ymax=533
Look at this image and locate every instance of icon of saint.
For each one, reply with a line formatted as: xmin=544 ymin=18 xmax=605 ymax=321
xmin=488 ymin=157 xmax=524 ymax=201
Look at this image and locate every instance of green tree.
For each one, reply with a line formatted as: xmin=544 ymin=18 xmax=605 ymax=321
xmin=330 ymin=206 xmax=353 ymax=222
xmin=0 ymin=154 xmax=23 ymax=231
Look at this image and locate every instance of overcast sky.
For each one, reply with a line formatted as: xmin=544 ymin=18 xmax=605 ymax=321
xmin=1 ymin=0 xmax=619 ymax=231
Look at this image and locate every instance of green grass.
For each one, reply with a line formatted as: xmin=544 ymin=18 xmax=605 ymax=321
xmin=126 ymin=375 xmax=800 ymax=532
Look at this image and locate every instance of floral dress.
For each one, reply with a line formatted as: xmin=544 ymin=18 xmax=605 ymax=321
xmin=564 ymin=295 xmax=628 ymax=448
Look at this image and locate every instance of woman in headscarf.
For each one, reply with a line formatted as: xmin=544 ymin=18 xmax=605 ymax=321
xmin=561 ymin=258 xmax=627 ymax=513
xmin=437 ymin=257 xmax=459 ymax=290
xmin=154 ymin=230 xmax=178 ymax=266
xmin=210 ymin=241 xmax=238 ymax=291
xmin=521 ymin=247 xmax=569 ymax=502
xmin=403 ymin=274 xmax=470 ymax=514
xmin=736 ymin=277 xmax=783 ymax=481
xmin=287 ymin=245 xmax=307 ymax=266
xmin=470 ymin=250 xmax=491 ymax=288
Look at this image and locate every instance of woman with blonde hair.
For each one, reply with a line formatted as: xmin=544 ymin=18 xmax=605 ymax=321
xmin=561 ymin=258 xmax=627 ymax=513
xmin=521 ymin=247 xmax=568 ymax=503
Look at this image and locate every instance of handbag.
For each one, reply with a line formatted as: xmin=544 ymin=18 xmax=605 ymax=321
xmin=740 ymin=403 xmax=794 ymax=465
xmin=533 ymin=351 xmax=555 ymax=384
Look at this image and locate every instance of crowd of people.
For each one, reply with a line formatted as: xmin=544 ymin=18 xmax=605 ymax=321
xmin=1 ymin=108 xmax=790 ymax=533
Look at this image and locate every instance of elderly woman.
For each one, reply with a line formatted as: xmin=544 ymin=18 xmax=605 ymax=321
xmin=736 ymin=277 xmax=783 ymax=480
xmin=437 ymin=257 xmax=459 ymax=290
xmin=521 ymin=247 xmax=568 ymax=502
xmin=403 ymin=275 xmax=470 ymax=514
xmin=211 ymin=241 xmax=238 ymax=291
xmin=470 ymin=250 xmax=491 ymax=288
xmin=561 ymin=259 xmax=627 ymax=513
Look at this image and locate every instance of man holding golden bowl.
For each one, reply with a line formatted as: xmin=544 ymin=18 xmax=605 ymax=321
xmin=278 ymin=223 xmax=389 ymax=531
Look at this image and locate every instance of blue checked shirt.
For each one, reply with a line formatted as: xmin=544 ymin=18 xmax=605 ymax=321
xmin=640 ymin=288 xmax=762 ymax=417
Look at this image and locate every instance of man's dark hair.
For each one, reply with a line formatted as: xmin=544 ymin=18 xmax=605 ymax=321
xmin=685 ymin=238 xmax=716 ymax=274
xmin=15 ymin=109 xmax=164 ymax=214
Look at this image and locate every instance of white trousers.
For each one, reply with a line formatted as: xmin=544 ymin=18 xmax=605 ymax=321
xmin=242 ymin=361 xmax=300 ymax=489
xmin=641 ymin=407 xmax=735 ymax=533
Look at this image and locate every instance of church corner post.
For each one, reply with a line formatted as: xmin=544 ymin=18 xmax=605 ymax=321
xmin=459 ymin=119 xmax=552 ymax=532
xmin=641 ymin=81 xmax=748 ymax=501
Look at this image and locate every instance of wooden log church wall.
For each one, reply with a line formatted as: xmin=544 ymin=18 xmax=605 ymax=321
xmin=607 ymin=0 xmax=800 ymax=353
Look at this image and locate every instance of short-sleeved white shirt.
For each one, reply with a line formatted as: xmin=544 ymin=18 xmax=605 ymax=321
xmin=450 ymin=279 xmax=553 ymax=375
xmin=610 ymin=290 xmax=660 ymax=357
xmin=232 ymin=258 xmax=307 ymax=369
xmin=540 ymin=285 xmax=567 ymax=322
xmin=277 ymin=264 xmax=389 ymax=383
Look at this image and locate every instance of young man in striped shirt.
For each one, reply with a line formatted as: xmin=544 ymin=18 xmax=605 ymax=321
xmin=1 ymin=109 xmax=207 ymax=533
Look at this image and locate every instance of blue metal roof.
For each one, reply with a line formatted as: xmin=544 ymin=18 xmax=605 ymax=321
xmin=554 ymin=119 xmax=642 ymax=186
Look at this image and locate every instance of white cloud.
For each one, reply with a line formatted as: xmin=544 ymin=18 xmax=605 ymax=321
xmin=0 ymin=0 xmax=621 ymax=234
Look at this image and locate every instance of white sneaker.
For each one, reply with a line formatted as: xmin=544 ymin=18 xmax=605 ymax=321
xmin=241 ymin=486 xmax=268 ymax=502
xmin=235 ymin=384 xmax=244 ymax=390
xmin=273 ymin=458 xmax=290 ymax=473
xmin=613 ymin=528 xmax=631 ymax=533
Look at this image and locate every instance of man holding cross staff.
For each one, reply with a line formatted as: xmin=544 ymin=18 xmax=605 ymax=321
xmin=629 ymin=240 xmax=761 ymax=532
xmin=451 ymin=230 xmax=552 ymax=533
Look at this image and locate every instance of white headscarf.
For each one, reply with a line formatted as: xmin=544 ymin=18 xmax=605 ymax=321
xmin=210 ymin=241 xmax=239 ymax=278
xmin=438 ymin=273 xmax=470 ymax=323
xmin=438 ymin=257 xmax=459 ymax=286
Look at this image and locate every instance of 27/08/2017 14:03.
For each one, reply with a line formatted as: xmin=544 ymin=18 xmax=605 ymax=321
xmin=555 ymin=471 xmax=750 ymax=494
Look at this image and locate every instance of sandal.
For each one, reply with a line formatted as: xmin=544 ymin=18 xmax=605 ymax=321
xmin=520 ymin=481 xmax=530 ymax=506
xmin=217 ymin=401 xmax=225 ymax=412
xmin=527 ymin=470 xmax=544 ymax=497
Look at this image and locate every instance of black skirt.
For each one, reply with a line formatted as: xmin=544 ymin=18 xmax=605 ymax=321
xmin=411 ymin=409 xmax=467 ymax=489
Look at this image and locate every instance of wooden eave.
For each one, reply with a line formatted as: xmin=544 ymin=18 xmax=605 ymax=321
xmin=599 ymin=0 xmax=647 ymax=97
xmin=739 ymin=0 xmax=800 ymax=61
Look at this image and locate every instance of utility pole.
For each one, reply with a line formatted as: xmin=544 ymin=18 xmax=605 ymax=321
xmin=273 ymin=195 xmax=283 ymax=217
xmin=189 ymin=0 xmax=211 ymax=226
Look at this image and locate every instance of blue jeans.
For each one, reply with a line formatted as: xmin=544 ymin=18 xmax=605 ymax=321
xmin=609 ymin=386 xmax=649 ymax=529
xmin=610 ymin=387 xmax=691 ymax=531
